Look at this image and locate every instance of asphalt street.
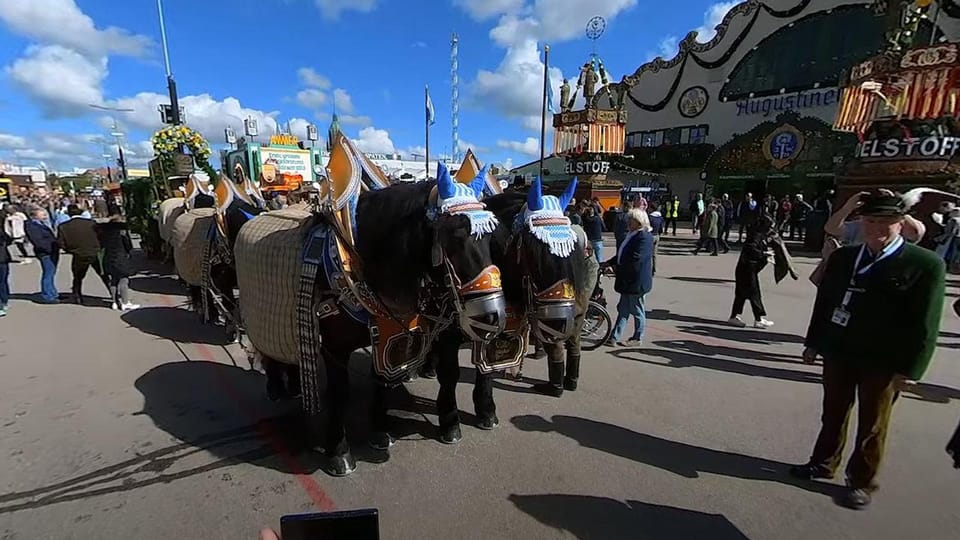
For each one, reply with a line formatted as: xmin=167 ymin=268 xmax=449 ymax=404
xmin=1 ymin=231 xmax=958 ymax=540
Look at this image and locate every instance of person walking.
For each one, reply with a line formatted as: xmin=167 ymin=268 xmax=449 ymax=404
xmin=689 ymin=193 xmax=705 ymax=233
xmin=777 ymin=196 xmax=792 ymax=235
xmin=3 ymin=204 xmax=30 ymax=263
xmin=535 ymin=223 xmax=600 ymax=397
xmin=729 ymin=208 xmax=776 ymax=328
xmin=603 ymin=208 xmax=654 ymax=346
xmin=24 ymin=208 xmax=59 ymax=304
xmin=648 ymin=202 xmax=665 ymax=275
xmin=716 ymin=200 xmax=731 ymax=254
xmin=581 ymin=206 xmax=604 ymax=262
xmin=57 ymin=205 xmax=109 ymax=305
xmin=789 ymin=194 xmax=813 ymax=242
xmin=664 ymin=195 xmax=680 ymax=236
xmin=720 ymin=194 xmax=735 ymax=246
xmin=0 ymin=206 xmax=12 ymax=316
xmin=736 ymin=192 xmax=758 ymax=243
xmin=615 ymin=200 xmax=633 ymax=248
xmin=790 ymin=194 xmax=946 ymax=509
xmin=693 ymin=202 xmax=719 ymax=256
xmin=96 ymin=214 xmax=139 ymax=311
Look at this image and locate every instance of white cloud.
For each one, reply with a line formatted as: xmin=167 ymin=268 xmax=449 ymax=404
xmin=296 ymin=88 xmax=328 ymax=109
xmin=340 ymin=114 xmax=372 ymax=127
xmin=482 ymin=0 xmax=637 ymax=48
xmin=0 ymin=0 xmax=152 ymax=58
xmin=461 ymin=0 xmax=635 ymax=130
xmin=403 ymin=145 xmax=427 ymax=159
xmin=297 ymin=67 xmax=331 ymax=89
xmin=313 ymin=0 xmax=377 ymax=20
xmin=455 ymin=0 xmax=524 ymax=21
xmin=497 ymin=137 xmax=539 ymax=157
xmin=0 ymin=133 xmax=28 ymax=149
xmin=694 ymin=1 xmax=739 ymax=43
xmin=501 ymin=158 xmax=514 ymax=171
xmin=6 ymin=45 xmax=107 ymax=116
xmin=457 ymin=139 xmax=487 ymax=154
xmin=647 ymin=35 xmax=679 ymax=61
xmin=352 ymin=127 xmax=395 ymax=154
xmin=111 ymin=92 xmax=281 ymax=143
xmin=472 ymin=40 xmax=563 ymax=131
xmin=333 ymin=88 xmax=354 ymax=114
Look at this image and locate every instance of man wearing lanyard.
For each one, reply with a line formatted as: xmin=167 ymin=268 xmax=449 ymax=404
xmin=790 ymin=194 xmax=945 ymax=509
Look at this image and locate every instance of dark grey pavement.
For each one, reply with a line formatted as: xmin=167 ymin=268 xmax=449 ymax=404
xmin=1 ymin=232 xmax=958 ymax=539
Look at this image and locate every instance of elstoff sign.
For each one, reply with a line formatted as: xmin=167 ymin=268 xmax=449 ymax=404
xmin=856 ymin=136 xmax=960 ymax=161
xmin=564 ymin=160 xmax=611 ymax=175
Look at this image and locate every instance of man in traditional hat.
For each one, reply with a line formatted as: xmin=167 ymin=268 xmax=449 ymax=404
xmin=791 ymin=193 xmax=946 ymax=509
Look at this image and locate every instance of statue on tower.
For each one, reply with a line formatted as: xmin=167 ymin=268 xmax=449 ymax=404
xmin=560 ymin=79 xmax=571 ymax=112
xmin=579 ymin=62 xmax=599 ymax=101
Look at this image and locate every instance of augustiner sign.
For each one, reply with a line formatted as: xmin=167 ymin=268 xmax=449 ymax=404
xmin=856 ymin=136 xmax=960 ymax=161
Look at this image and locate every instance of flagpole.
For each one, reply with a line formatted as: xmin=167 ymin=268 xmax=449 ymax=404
xmin=539 ymin=44 xmax=550 ymax=181
xmin=425 ymin=85 xmax=431 ymax=180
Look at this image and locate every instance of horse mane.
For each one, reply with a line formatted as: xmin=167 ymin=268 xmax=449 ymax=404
xmin=356 ymin=181 xmax=437 ymax=309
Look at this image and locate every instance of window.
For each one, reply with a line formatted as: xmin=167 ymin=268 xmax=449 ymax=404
xmin=720 ymin=5 xmax=885 ymax=101
xmin=628 ymin=124 xmax=709 ymax=148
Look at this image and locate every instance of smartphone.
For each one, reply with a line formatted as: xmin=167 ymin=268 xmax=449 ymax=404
xmin=280 ymin=509 xmax=379 ymax=540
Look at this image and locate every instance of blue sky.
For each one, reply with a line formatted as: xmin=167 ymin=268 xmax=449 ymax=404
xmin=0 ymin=0 xmax=737 ymax=172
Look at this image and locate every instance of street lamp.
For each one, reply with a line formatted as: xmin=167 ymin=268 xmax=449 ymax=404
xmin=156 ymin=0 xmax=182 ymax=125
xmin=90 ymin=104 xmax=133 ymax=183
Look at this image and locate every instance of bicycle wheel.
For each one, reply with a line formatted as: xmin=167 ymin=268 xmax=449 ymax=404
xmin=580 ymin=301 xmax=612 ymax=351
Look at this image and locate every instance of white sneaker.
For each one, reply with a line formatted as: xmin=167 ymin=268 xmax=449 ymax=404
xmin=111 ymin=302 xmax=120 ymax=311
xmin=18 ymin=259 xmax=32 ymax=265
xmin=754 ymin=318 xmax=774 ymax=328
xmin=728 ymin=316 xmax=747 ymax=328
xmin=121 ymin=303 xmax=141 ymax=311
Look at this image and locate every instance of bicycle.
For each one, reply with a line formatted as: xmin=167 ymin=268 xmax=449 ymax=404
xmin=580 ymin=272 xmax=613 ymax=351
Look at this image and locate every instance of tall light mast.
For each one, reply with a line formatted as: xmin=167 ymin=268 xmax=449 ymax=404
xmin=451 ymin=33 xmax=460 ymax=163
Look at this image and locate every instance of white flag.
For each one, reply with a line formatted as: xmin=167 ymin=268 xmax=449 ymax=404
xmin=426 ymin=89 xmax=436 ymax=126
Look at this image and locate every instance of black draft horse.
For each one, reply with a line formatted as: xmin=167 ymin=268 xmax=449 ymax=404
xmin=260 ymin=172 xmax=506 ymax=476
xmin=371 ymin=178 xmax=582 ymax=445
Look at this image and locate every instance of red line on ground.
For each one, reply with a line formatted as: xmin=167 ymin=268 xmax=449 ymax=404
xmin=156 ymin=295 xmax=336 ymax=512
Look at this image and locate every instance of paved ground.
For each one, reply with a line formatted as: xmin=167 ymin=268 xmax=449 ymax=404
xmin=1 ymin=231 xmax=958 ymax=540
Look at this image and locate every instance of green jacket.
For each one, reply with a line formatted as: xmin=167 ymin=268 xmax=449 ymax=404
xmin=805 ymin=242 xmax=945 ymax=380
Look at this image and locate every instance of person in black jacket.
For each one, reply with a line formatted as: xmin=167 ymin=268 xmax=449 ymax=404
xmin=728 ymin=208 xmax=776 ymax=328
xmin=96 ymin=214 xmax=139 ymax=310
xmin=24 ymin=208 xmax=59 ymax=303
xmin=0 ymin=206 xmax=11 ymax=316
xmin=581 ymin=206 xmax=604 ymax=261
xmin=58 ymin=205 xmax=108 ymax=305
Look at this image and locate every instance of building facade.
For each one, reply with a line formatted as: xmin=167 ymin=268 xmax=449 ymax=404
xmin=618 ymin=0 xmax=960 ymax=201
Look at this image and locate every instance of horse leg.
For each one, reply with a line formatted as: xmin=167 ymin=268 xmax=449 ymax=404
xmin=435 ymin=329 xmax=463 ymax=444
xmin=473 ymin=368 xmax=499 ymax=430
xmin=319 ymin=354 xmax=356 ymax=476
xmin=368 ymin=381 xmax=395 ymax=451
xmin=262 ymin=357 xmax=287 ymax=402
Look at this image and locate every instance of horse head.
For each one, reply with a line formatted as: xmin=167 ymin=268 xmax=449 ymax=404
xmin=487 ymin=176 xmax=580 ymax=344
xmin=427 ymin=161 xmax=506 ymax=342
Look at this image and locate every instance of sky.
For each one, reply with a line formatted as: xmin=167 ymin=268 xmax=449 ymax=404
xmin=0 ymin=0 xmax=739 ymax=173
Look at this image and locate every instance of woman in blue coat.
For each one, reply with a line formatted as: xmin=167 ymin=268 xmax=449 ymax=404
xmin=602 ymin=208 xmax=654 ymax=345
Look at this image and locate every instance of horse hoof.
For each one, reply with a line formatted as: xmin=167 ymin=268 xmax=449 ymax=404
xmin=439 ymin=424 xmax=462 ymax=445
xmin=369 ymin=431 xmax=395 ymax=451
xmin=321 ymin=452 xmax=357 ymax=477
xmin=477 ymin=415 xmax=500 ymax=431
xmin=419 ymin=367 xmax=437 ymax=379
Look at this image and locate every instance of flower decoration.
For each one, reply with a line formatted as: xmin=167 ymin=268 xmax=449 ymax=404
xmin=150 ymin=124 xmax=218 ymax=182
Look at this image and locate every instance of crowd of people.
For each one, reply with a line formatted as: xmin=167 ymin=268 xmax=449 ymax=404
xmin=1 ymin=195 xmax=138 ymax=316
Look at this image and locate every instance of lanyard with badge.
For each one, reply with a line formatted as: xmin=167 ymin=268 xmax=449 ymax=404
xmin=831 ymin=235 xmax=904 ymax=327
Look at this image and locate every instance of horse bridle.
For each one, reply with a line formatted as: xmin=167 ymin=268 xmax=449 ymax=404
xmin=510 ymin=230 xmax=577 ymax=345
xmin=430 ymin=226 xmax=506 ymax=342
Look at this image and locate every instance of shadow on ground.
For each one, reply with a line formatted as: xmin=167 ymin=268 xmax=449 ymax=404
xmin=668 ymin=276 xmax=736 ymax=285
xmin=613 ymin=348 xmax=821 ymax=385
xmin=679 ymin=324 xmax=805 ymax=345
xmin=509 ymin=494 xmax=750 ymax=540
xmin=511 ymin=414 xmax=840 ymax=498
xmin=129 ymin=275 xmax=187 ymax=296
xmin=122 ymin=306 xmax=232 ymax=346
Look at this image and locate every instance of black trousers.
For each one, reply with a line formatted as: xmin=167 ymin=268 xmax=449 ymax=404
xmin=665 ymin=217 xmax=677 ymax=235
xmin=789 ymin=220 xmax=806 ymax=241
xmin=731 ymin=266 xmax=765 ymax=319
xmin=71 ymin=256 xmax=108 ymax=298
xmin=694 ymin=238 xmax=718 ymax=255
